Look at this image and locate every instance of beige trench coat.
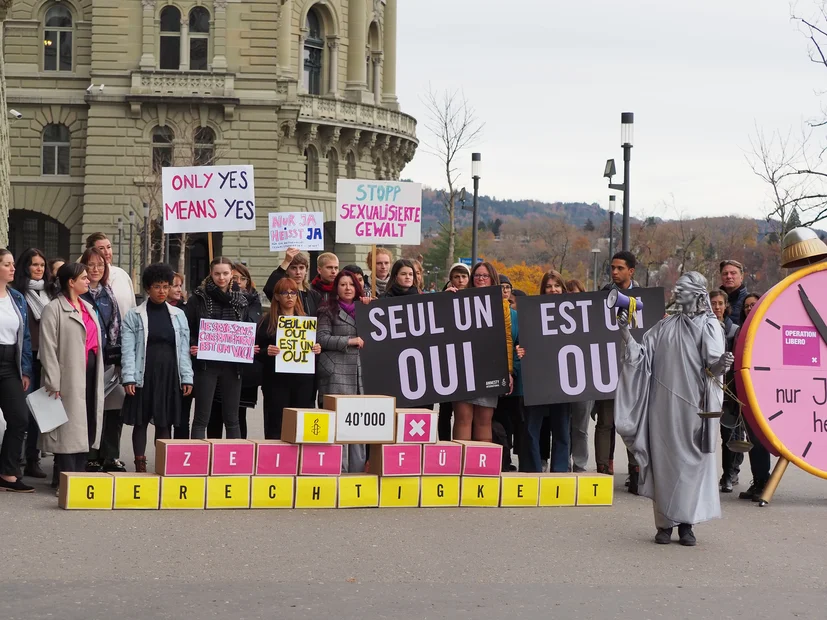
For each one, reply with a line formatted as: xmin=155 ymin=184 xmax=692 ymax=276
xmin=38 ymin=296 xmax=105 ymax=454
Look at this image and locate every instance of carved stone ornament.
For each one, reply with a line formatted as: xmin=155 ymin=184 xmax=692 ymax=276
xmin=214 ymin=0 xmax=228 ymax=9
xmin=322 ymin=126 xmax=341 ymax=155
xmin=141 ymin=0 xmax=156 ymax=9
xmin=297 ymin=123 xmax=319 ymax=152
xmin=281 ymin=120 xmax=297 ymax=140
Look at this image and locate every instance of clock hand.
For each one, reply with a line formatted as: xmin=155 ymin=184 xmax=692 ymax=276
xmin=798 ymin=284 xmax=827 ymax=346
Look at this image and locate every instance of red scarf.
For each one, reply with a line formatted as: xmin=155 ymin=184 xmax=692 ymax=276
xmin=312 ymin=276 xmax=334 ymax=294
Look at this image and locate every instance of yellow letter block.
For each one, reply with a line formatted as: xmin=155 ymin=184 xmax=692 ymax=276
xmin=500 ymin=474 xmax=540 ymax=507
xmin=206 ymin=477 xmax=251 ymax=509
xmin=160 ymin=476 xmax=206 ymax=509
xmin=111 ymin=473 xmax=160 ymax=510
xmin=58 ymin=472 xmax=113 ymax=510
xmin=251 ymin=476 xmax=295 ymax=509
xmin=420 ymin=476 xmax=460 ymax=507
xmin=295 ymin=477 xmax=337 ymax=508
xmin=576 ymin=474 xmax=613 ymax=506
xmin=338 ymin=474 xmax=379 ymax=508
xmin=538 ymin=474 xmax=577 ymax=507
xmin=460 ymin=476 xmax=500 ymax=507
xmin=379 ymin=477 xmax=420 ymax=507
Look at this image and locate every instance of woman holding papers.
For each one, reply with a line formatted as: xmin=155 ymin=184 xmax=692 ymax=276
xmin=40 ymin=263 xmax=105 ymax=485
xmin=0 ymin=249 xmax=34 ymax=492
xmin=121 ymin=264 xmax=193 ymax=472
xmin=255 ymin=277 xmax=321 ymax=439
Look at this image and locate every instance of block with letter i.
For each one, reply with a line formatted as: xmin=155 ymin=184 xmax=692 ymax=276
xmin=155 ymin=439 xmax=210 ymax=476
xmin=460 ymin=476 xmax=501 ymax=507
xmin=254 ymin=440 xmax=300 ymax=476
xmin=160 ymin=477 xmax=207 ymax=509
xmin=251 ymin=476 xmax=295 ymax=509
xmin=368 ymin=444 xmax=422 ymax=476
xmin=206 ymin=477 xmax=251 ymax=509
xmin=454 ymin=440 xmax=502 ymax=476
xmin=208 ymin=439 xmax=255 ymax=476
xmin=111 ymin=472 xmax=161 ymax=510
xmin=295 ymin=477 xmax=338 ymax=509
xmin=58 ymin=472 xmax=114 ymax=510
xmin=420 ymin=476 xmax=460 ymax=507
xmin=500 ymin=473 xmax=540 ymax=507
xmin=281 ymin=408 xmax=336 ymax=443
xmin=576 ymin=474 xmax=613 ymax=506
xmin=395 ymin=409 xmax=438 ymax=444
xmin=538 ymin=473 xmax=577 ymax=507
xmin=379 ymin=477 xmax=421 ymax=507
xmin=338 ymin=474 xmax=379 ymax=508
xmin=299 ymin=444 xmax=343 ymax=475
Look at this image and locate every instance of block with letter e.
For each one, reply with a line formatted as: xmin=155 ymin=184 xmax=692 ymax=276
xmin=368 ymin=444 xmax=422 ymax=476
xmin=576 ymin=474 xmax=613 ymax=506
xmin=208 ymin=439 xmax=255 ymax=476
xmin=538 ymin=473 xmax=577 ymax=507
xmin=299 ymin=444 xmax=343 ymax=475
xmin=500 ymin=473 xmax=540 ymax=507
xmin=155 ymin=439 xmax=210 ymax=476
xmin=324 ymin=394 xmax=396 ymax=444
xmin=58 ymin=472 xmax=114 ymax=510
xmin=295 ymin=476 xmax=337 ymax=508
xmin=379 ymin=477 xmax=420 ymax=507
xmin=251 ymin=476 xmax=295 ymax=509
xmin=422 ymin=441 xmax=462 ymax=475
xmin=111 ymin=472 xmax=160 ymax=510
xmin=460 ymin=476 xmax=500 ymax=507
xmin=395 ymin=409 xmax=438 ymax=444
xmin=338 ymin=474 xmax=379 ymax=508
xmin=454 ymin=440 xmax=502 ymax=476
xmin=160 ymin=476 xmax=207 ymax=509
xmin=281 ymin=408 xmax=336 ymax=443
xmin=206 ymin=476 xmax=251 ymax=509
xmin=255 ymin=440 xmax=300 ymax=476
xmin=420 ymin=476 xmax=460 ymax=507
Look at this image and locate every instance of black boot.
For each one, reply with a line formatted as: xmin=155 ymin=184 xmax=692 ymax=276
xmin=628 ymin=467 xmax=640 ymax=495
xmin=678 ymin=523 xmax=696 ymax=546
xmin=739 ymin=480 xmax=766 ymax=501
xmin=655 ymin=527 xmax=673 ymax=544
xmin=719 ymin=473 xmax=733 ymax=493
xmin=24 ymin=459 xmax=47 ymax=479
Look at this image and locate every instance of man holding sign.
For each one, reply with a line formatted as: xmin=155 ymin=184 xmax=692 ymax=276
xmin=255 ymin=278 xmax=321 ymax=440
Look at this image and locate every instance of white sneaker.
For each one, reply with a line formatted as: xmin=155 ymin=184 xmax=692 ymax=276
xmin=541 ymin=459 xmax=549 ymax=473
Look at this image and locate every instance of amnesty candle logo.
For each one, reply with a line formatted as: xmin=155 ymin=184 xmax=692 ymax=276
xmin=302 ymin=414 xmax=329 ymax=443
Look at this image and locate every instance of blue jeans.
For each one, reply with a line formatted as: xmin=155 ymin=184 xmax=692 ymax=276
xmin=521 ymin=403 xmax=571 ymax=473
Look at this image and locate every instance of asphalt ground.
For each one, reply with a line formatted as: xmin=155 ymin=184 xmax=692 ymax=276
xmin=2 ymin=405 xmax=826 ymax=619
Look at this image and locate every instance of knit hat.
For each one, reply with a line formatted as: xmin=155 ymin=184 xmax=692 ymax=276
xmin=449 ymin=262 xmax=471 ymax=276
xmin=499 ymin=274 xmax=512 ymax=285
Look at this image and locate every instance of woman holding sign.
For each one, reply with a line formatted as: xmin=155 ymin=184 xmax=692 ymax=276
xmin=256 ymin=278 xmax=321 ymax=439
xmin=452 ymin=262 xmax=513 ymax=443
xmin=185 ymin=257 xmax=253 ymax=440
xmin=317 ymin=270 xmax=366 ymax=472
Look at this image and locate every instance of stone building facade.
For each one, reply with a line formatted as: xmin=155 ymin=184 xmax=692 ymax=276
xmin=3 ymin=0 xmax=416 ymax=288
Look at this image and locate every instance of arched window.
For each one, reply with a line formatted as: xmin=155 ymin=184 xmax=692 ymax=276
xmin=189 ymin=7 xmax=210 ymax=71
xmin=8 ymin=211 xmax=70 ymax=262
xmin=152 ymin=126 xmax=174 ymax=171
xmin=346 ymin=151 xmax=357 ymax=179
xmin=327 ymin=149 xmax=339 ymax=193
xmin=42 ymin=124 xmax=70 ymax=176
xmin=159 ymin=6 xmax=181 ymax=70
xmin=194 ymin=126 xmax=215 ymax=166
xmin=44 ymin=5 xmax=73 ymax=72
xmin=303 ymin=9 xmax=324 ymax=95
xmin=305 ymin=146 xmax=319 ymax=191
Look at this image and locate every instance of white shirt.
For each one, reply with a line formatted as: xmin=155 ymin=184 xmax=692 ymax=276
xmin=108 ymin=265 xmax=136 ymax=319
xmin=0 ymin=295 xmax=20 ymax=345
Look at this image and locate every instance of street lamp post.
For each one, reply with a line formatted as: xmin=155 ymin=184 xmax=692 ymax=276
xmin=470 ymin=153 xmax=481 ymax=265
xmin=607 ymin=194 xmax=616 ymax=274
xmin=591 ymin=248 xmax=601 ymax=291
xmin=604 ymin=112 xmax=634 ymax=252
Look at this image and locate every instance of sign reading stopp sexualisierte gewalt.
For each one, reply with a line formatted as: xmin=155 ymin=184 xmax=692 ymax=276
xmin=335 ymin=179 xmax=422 ymax=245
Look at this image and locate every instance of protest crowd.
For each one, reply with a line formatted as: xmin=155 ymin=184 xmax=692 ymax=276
xmin=0 ymin=235 xmax=775 ymax=539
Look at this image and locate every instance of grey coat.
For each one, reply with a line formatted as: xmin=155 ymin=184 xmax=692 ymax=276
xmin=316 ymin=307 xmax=362 ymax=398
xmin=38 ymin=296 xmax=105 ymax=454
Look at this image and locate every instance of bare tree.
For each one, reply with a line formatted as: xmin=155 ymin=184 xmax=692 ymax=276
xmin=420 ymin=87 xmax=483 ymax=271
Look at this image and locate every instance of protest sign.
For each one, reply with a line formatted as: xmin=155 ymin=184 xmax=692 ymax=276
xmin=275 ymin=315 xmax=317 ymax=374
xmin=335 ymin=180 xmax=422 ymax=245
xmin=197 ymin=319 xmax=256 ymax=364
xmin=162 ymin=165 xmax=256 ymax=234
xmin=269 ymin=212 xmax=324 ymax=252
xmin=518 ymin=288 xmax=666 ymax=406
xmin=356 ymin=288 xmax=510 ymax=407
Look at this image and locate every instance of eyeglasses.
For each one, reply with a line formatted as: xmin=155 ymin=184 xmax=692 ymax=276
xmin=473 ymin=274 xmax=491 ymax=280
xmin=87 ymin=263 xmax=105 ymax=271
xmin=279 ymin=291 xmax=298 ymax=297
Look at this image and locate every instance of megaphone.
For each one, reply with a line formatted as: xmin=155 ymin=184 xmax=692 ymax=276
xmin=606 ymin=289 xmax=644 ymax=311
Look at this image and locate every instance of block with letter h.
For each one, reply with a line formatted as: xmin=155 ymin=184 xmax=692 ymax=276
xmin=208 ymin=439 xmax=255 ymax=476
xmin=395 ymin=409 xmax=438 ymax=444
xmin=368 ymin=444 xmax=422 ymax=476
xmin=453 ymin=440 xmax=502 ymax=477
xmin=155 ymin=439 xmax=211 ymax=476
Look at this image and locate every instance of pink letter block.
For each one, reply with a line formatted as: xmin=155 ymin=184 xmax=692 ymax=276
xmin=459 ymin=441 xmax=502 ymax=477
xmin=422 ymin=442 xmax=462 ymax=476
xmin=395 ymin=410 xmax=438 ymax=444
xmin=209 ymin=440 xmax=255 ymax=476
xmin=381 ymin=445 xmax=422 ymax=476
xmin=299 ymin=444 xmax=343 ymax=476
xmin=255 ymin=441 xmax=300 ymax=476
xmin=156 ymin=440 xmax=210 ymax=476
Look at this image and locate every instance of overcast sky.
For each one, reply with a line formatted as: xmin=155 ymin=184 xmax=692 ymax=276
xmin=396 ymin=0 xmax=825 ymax=221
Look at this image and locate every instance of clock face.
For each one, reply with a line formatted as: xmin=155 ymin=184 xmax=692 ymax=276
xmin=739 ymin=262 xmax=827 ymax=478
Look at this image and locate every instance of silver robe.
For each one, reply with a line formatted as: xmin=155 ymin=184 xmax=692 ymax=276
xmin=615 ymin=312 xmax=724 ymax=527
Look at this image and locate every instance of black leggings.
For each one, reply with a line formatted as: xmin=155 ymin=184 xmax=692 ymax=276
xmin=131 ymin=423 xmax=172 ymax=458
xmin=262 ymin=373 xmax=315 ymax=439
xmin=0 ymin=344 xmax=30 ymax=477
xmin=191 ymin=362 xmax=242 ymax=439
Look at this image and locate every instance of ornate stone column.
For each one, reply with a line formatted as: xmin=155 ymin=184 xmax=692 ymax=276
xmin=372 ymin=52 xmax=382 ymax=105
xmin=179 ymin=19 xmax=189 ymax=70
xmin=297 ymin=28 xmax=307 ymax=92
xmin=345 ymin=0 xmax=368 ymax=101
xmin=139 ymin=0 xmax=156 ymax=70
xmin=328 ymin=36 xmax=340 ymax=96
xmin=212 ymin=0 xmax=228 ymax=70
xmin=381 ymin=0 xmax=398 ymax=109
xmin=278 ymin=0 xmax=293 ymax=77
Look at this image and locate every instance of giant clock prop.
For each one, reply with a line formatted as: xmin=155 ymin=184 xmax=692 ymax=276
xmin=736 ymin=261 xmax=827 ymax=505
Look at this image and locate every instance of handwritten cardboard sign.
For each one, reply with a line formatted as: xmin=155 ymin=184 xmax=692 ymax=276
xmin=197 ymin=319 xmax=255 ymax=364
xmin=275 ymin=315 xmax=317 ymax=374
xmin=335 ymin=180 xmax=422 ymax=245
xmin=162 ymin=165 xmax=256 ymax=234
xmin=269 ymin=212 xmax=324 ymax=252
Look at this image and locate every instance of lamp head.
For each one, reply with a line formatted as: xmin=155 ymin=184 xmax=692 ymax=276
xmin=621 ymin=112 xmax=634 ymax=147
xmin=603 ymin=159 xmax=617 ymax=179
xmin=608 ymin=195 xmax=616 ymax=213
xmin=471 ymin=152 xmax=481 ymax=179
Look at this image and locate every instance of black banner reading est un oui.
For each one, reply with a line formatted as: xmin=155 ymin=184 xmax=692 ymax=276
xmin=356 ymin=288 xmax=510 ymax=408
xmin=518 ymin=288 xmax=665 ymax=406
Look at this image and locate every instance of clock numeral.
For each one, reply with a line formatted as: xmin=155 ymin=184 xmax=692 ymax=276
xmin=765 ymin=319 xmax=781 ymax=330
xmin=803 ymin=441 xmax=813 ymax=458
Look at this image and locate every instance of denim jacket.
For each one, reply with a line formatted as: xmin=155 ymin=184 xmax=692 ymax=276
xmin=120 ymin=301 xmax=193 ymax=388
xmin=7 ymin=288 xmax=33 ymax=379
